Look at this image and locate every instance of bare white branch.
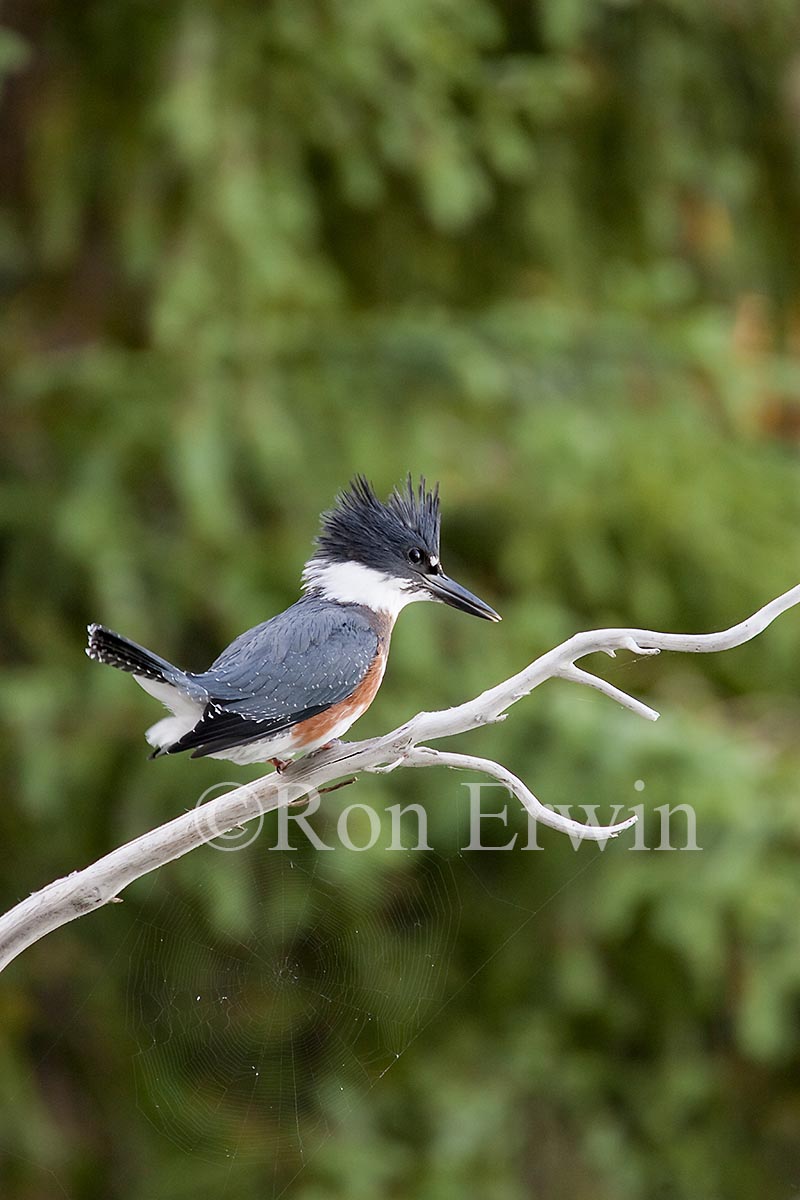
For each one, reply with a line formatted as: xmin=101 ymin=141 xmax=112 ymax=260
xmin=401 ymin=746 xmax=638 ymax=840
xmin=0 ymin=582 xmax=798 ymax=974
xmin=557 ymin=665 xmax=660 ymax=722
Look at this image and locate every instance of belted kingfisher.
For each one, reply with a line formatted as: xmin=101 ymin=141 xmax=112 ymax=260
xmin=86 ymin=476 xmax=500 ymax=767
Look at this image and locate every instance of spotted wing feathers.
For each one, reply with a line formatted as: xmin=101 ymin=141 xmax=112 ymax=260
xmin=162 ymin=600 xmax=380 ymax=758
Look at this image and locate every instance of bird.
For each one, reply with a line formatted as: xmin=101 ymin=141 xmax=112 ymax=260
xmin=85 ymin=475 xmax=501 ymax=768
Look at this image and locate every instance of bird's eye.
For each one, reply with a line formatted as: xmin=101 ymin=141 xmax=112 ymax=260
xmin=407 ymin=547 xmax=423 ymax=565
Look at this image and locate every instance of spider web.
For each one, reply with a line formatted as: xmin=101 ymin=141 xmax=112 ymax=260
xmin=124 ymin=828 xmax=460 ymax=1183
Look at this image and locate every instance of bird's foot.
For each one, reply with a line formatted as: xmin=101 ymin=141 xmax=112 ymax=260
xmin=269 ymin=757 xmax=291 ymax=774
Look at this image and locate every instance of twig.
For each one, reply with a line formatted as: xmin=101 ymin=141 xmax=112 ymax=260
xmin=0 ymin=583 xmax=797 ymax=974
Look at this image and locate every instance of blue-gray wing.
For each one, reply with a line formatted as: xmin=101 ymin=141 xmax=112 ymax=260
xmin=169 ymin=599 xmax=379 ymax=757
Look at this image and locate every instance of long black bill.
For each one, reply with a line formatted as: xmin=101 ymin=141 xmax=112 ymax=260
xmin=424 ymin=572 xmax=501 ymax=622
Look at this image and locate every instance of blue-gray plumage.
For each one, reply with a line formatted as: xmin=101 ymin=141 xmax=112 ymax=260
xmin=86 ymin=475 xmax=500 ymax=767
xmin=178 ymin=599 xmax=382 ymax=755
xmin=200 ymin=597 xmax=379 ymax=706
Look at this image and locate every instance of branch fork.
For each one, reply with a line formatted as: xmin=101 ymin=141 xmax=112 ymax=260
xmin=0 ymin=584 xmax=798 ymax=973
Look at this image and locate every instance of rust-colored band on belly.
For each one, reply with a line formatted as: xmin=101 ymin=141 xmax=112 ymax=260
xmin=291 ymin=649 xmax=387 ymax=749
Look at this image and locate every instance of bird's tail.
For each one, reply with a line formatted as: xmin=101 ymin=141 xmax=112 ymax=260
xmin=85 ymin=623 xmax=180 ymax=684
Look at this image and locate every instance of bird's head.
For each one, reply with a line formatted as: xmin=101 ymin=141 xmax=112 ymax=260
xmin=302 ymin=475 xmax=501 ymax=622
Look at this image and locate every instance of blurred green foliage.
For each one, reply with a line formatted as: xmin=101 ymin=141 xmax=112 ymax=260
xmin=2 ymin=0 xmax=800 ymax=1197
